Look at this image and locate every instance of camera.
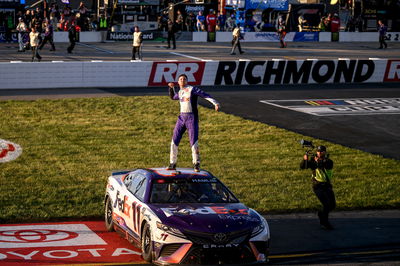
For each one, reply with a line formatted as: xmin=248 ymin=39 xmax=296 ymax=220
xmin=300 ymin=139 xmax=314 ymax=148
xmin=300 ymin=139 xmax=329 ymax=159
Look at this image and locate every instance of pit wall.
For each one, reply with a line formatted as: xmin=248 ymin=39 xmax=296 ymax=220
xmin=1 ymin=59 xmax=399 ymax=89
xmin=49 ymin=31 xmax=400 ymax=43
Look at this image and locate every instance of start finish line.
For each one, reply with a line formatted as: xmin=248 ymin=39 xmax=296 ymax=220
xmin=260 ymin=98 xmax=400 ymax=116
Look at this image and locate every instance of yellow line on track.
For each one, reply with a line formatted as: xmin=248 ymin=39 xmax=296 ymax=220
xmin=269 ymin=252 xmax=319 ymax=259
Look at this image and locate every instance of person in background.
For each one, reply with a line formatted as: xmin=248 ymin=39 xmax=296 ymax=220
xmin=29 ymin=27 xmax=42 ymax=62
xmin=98 ymin=13 xmax=109 ymax=42
xmin=298 ymin=14 xmax=307 ymax=32
xmin=49 ymin=12 xmax=59 ymax=32
xmin=185 ymin=12 xmax=196 ymax=32
xmin=206 ymin=9 xmax=217 ymax=32
xmin=277 ymin=17 xmax=287 ymax=48
xmin=77 ymin=1 xmax=88 ymax=31
xmin=196 ymin=11 xmax=205 ymax=31
xmin=167 ymin=19 xmax=176 ymax=49
xmin=67 ymin=22 xmax=76 ymax=53
xmin=230 ymin=25 xmax=244 ymax=55
xmin=16 ymin=18 xmax=28 ymax=52
xmin=378 ymin=20 xmax=388 ymax=49
xmin=217 ymin=11 xmax=226 ymax=31
xmin=175 ymin=10 xmax=183 ymax=32
xmin=131 ymin=26 xmax=143 ymax=60
xmin=226 ymin=14 xmax=236 ymax=32
xmin=39 ymin=19 xmax=56 ymax=51
xmin=300 ymin=145 xmax=336 ymax=230
xmin=318 ymin=16 xmax=327 ymax=32
xmin=5 ymin=13 xmax=14 ymax=43
xmin=330 ymin=13 xmax=340 ymax=33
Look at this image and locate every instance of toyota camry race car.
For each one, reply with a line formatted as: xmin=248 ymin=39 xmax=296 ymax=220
xmin=104 ymin=168 xmax=270 ymax=265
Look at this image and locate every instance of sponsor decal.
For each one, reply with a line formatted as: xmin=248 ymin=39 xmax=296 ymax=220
xmin=113 ymin=191 xmax=142 ymax=234
xmin=293 ymin=32 xmax=319 ymax=42
xmin=0 ymin=221 xmax=143 ymax=265
xmin=384 ymin=33 xmax=400 ymax=42
xmin=0 ymin=224 xmax=105 ymax=248
xmin=260 ymin=98 xmax=400 ymax=116
xmin=161 ymin=206 xmax=249 ymax=217
xmin=108 ymin=31 xmax=158 ymax=41
xmin=384 ymin=60 xmax=400 ymax=82
xmin=203 ymin=243 xmax=240 ymax=249
xmin=214 ymin=60 xmax=375 ymax=85
xmin=185 ymin=5 xmax=205 ymax=13
xmin=0 ymin=139 xmax=22 ymax=163
xmin=149 ymin=62 xmax=205 ymax=86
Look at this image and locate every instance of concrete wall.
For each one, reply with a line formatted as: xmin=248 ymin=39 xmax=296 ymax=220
xmin=1 ymin=59 xmax=399 ymax=89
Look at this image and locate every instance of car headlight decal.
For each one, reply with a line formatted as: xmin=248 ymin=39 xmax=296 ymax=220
xmin=156 ymin=222 xmax=185 ymax=238
xmin=251 ymin=223 xmax=265 ymax=237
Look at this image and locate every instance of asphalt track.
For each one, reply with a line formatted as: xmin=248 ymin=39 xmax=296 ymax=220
xmin=1 ymin=41 xmax=400 ymax=264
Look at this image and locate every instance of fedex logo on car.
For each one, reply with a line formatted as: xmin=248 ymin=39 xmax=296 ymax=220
xmin=384 ymin=60 xmax=400 ymax=82
xmin=148 ymin=62 xmax=205 ymax=86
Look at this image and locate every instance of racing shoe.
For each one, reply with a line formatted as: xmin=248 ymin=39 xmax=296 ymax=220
xmin=166 ymin=163 xmax=176 ymax=170
xmin=194 ymin=163 xmax=200 ymax=172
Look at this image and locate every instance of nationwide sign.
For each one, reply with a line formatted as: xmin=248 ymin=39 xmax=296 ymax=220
xmin=0 ymin=221 xmax=144 ymax=265
xmin=245 ymin=0 xmax=289 ymax=11
xmin=260 ymin=98 xmax=400 ymax=116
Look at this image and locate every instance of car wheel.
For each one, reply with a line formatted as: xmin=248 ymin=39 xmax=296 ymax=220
xmin=104 ymin=196 xmax=115 ymax=232
xmin=141 ymin=223 xmax=153 ymax=262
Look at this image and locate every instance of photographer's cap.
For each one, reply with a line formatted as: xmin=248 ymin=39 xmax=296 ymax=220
xmin=317 ymin=145 xmax=327 ymax=152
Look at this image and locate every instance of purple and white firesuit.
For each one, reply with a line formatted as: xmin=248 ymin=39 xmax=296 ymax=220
xmin=169 ymin=85 xmax=219 ymax=165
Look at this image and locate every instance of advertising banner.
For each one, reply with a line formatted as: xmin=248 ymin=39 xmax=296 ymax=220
xmin=107 ymin=31 xmax=161 ymax=41
xmin=245 ymin=0 xmax=288 ymax=11
xmin=293 ymin=32 xmax=319 ymax=42
xmin=1 ymin=59 xmax=398 ymax=89
xmin=243 ymin=32 xmax=280 ymax=42
xmin=0 ymin=221 xmax=144 ymax=265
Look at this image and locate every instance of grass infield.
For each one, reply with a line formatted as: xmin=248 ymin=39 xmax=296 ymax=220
xmin=0 ymin=96 xmax=399 ymax=223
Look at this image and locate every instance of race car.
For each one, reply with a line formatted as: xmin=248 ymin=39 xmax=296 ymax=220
xmin=104 ymin=168 xmax=270 ymax=265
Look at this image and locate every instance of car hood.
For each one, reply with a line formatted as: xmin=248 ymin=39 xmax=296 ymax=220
xmin=149 ymin=203 xmax=261 ymax=233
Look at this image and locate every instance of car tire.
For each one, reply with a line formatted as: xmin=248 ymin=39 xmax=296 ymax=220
xmin=141 ymin=223 xmax=153 ymax=262
xmin=104 ymin=196 xmax=115 ymax=232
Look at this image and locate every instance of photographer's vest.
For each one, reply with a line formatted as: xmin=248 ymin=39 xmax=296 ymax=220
xmin=99 ymin=18 xmax=108 ymax=29
xmin=312 ymin=168 xmax=333 ymax=183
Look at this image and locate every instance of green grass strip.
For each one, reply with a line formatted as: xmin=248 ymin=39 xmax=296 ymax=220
xmin=0 ymin=96 xmax=399 ymax=223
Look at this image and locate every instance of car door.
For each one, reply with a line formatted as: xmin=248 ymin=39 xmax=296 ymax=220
xmin=124 ymin=171 xmax=147 ymax=237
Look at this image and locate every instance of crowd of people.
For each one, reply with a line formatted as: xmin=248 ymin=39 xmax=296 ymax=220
xmin=157 ymin=9 xmax=237 ymax=33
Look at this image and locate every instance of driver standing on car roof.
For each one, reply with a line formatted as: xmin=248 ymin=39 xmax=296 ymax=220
xmin=167 ymin=74 xmax=220 ymax=172
xmin=300 ymin=145 xmax=336 ymax=230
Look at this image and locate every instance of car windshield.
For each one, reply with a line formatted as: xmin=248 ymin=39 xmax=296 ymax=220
xmin=150 ymin=178 xmax=239 ymax=204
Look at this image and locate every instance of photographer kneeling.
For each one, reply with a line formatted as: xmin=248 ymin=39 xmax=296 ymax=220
xmin=300 ymin=145 xmax=336 ymax=230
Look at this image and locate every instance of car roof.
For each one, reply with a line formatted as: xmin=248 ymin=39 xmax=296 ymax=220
xmin=111 ymin=168 xmax=216 ymax=180
xmin=148 ymin=168 xmax=214 ymax=179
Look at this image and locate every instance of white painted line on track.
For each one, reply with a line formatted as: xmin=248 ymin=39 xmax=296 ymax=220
xmin=77 ymin=43 xmax=115 ymax=54
xmin=169 ymin=52 xmax=205 ymax=61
